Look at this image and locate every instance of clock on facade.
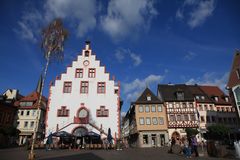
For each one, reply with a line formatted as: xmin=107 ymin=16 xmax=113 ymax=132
xmin=83 ymin=60 xmax=89 ymax=66
xmin=78 ymin=109 xmax=88 ymax=118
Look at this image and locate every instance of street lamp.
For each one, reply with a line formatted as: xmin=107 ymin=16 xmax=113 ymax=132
xmin=28 ymin=19 xmax=68 ymax=160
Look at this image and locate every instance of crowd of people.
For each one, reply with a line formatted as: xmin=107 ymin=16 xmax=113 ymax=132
xmin=169 ymin=135 xmax=199 ymax=158
xmin=44 ymin=132 xmax=114 ymax=151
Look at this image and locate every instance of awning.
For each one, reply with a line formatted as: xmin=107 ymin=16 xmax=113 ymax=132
xmin=88 ymin=131 xmax=100 ymax=137
xmin=52 ymin=131 xmax=74 ymax=137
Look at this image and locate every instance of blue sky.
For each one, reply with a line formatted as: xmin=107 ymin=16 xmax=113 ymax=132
xmin=0 ymin=0 xmax=239 ymax=114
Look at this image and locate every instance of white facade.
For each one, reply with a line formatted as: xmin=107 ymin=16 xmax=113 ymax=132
xmin=3 ymin=89 xmax=18 ymax=100
xmin=17 ymin=108 xmax=45 ymax=145
xmin=46 ymin=42 xmax=120 ymax=141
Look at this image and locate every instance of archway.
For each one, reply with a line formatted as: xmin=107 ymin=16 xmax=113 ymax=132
xmin=171 ymin=131 xmax=180 ymax=139
xmin=72 ymin=127 xmax=88 ymax=137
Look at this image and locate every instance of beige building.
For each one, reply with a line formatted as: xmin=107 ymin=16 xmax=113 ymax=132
xmin=15 ymin=91 xmax=47 ymax=145
xmin=124 ymin=88 xmax=168 ymax=147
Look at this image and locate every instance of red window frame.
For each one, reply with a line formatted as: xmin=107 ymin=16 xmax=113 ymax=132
xmin=75 ymin=68 xmax=83 ymax=78
xmin=63 ymin=82 xmax=72 ymax=93
xmin=96 ymin=106 xmax=109 ymax=117
xmin=97 ymin=82 xmax=106 ymax=93
xmin=88 ymin=68 xmax=96 ymax=78
xmin=57 ymin=106 xmax=69 ymax=117
xmin=80 ymin=81 xmax=89 ymax=93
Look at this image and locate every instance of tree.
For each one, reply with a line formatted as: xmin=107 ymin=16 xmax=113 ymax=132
xmin=205 ymin=124 xmax=230 ymax=140
xmin=29 ymin=19 xmax=68 ymax=160
xmin=185 ymin=128 xmax=199 ymax=137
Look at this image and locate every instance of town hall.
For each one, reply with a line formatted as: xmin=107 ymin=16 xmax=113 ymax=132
xmin=46 ymin=41 xmax=121 ymax=144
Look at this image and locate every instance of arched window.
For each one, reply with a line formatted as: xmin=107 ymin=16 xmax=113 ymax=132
xmin=74 ymin=107 xmax=89 ymax=124
xmin=78 ymin=108 xmax=88 ymax=118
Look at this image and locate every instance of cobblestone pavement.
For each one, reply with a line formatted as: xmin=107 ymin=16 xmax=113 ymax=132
xmin=0 ymin=146 xmax=236 ymax=160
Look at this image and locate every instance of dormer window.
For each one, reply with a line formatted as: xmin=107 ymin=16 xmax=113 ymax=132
xmin=20 ymin=101 xmax=33 ymax=107
xmin=225 ymin=97 xmax=229 ymax=102
xmin=196 ymin=96 xmax=199 ymax=100
xmin=147 ymin=94 xmax=151 ymax=101
xmin=214 ymin=97 xmax=218 ymax=102
xmin=201 ymin=96 xmax=205 ymax=100
xmin=176 ymin=92 xmax=184 ymax=100
xmin=147 ymin=96 xmax=151 ymax=101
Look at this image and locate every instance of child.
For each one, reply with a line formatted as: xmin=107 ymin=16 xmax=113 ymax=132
xmin=183 ymin=138 xmax=191 ymax=158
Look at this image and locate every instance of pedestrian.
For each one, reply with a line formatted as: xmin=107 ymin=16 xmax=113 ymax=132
xmin=104 ymin=138 xmax=109 ymax=150
xmin=76 ymin=138 xmax=81 ymax=150
xmin=191 ymin=135 xmax=199 ymax=157
xmin=45 ymin=137 xmax=49 ymax=151
xmin=168 ymin=137 xmax=175 ymax=153
xmin=46 ymin=133 xmax=53 ymax=151
xmin=183 ymin=137 xmax=191 ymax=158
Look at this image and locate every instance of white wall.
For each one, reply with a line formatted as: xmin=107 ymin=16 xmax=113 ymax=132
xmin=46 ymin=44 xmax=120 ymax=139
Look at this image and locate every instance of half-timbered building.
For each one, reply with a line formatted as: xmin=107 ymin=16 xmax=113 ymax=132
xmin=157 ymin=84 xmax=199 ymax=139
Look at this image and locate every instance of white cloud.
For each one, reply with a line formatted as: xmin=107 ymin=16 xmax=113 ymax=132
xmin=176 ymin=9 xmax=184 ymax=20
xmin=100 ymin=0 xmax=158 ymax=41
xmin=15 ymin=8 xmax=43 ymax=43
xmin=130 ymin=53 xmax=142 ymax=66
xmin=184 ymin=51 xmax=196 ymax=61
xmin=176 ymin=0 xmax=216 ymax=28
xmin=188 ymin=0 xmax=215 ymax=28
xmin=16 ymin=0 xmax=97 ymax=42
xmin=186 ymin=72 xmax=229 ymax=91
xmin=164 ymin=69 xmax=169 ymax=74
xmin=114 ymin=48 xmax=142 ymax=66
xmin=122 ymin=74 xmax=164 ymax=102
xmin=44 ymin=0 xmax=97 ymax=37
xmin=115 ymin=49 xmax=126 ymax=63
xmin=121 ymin=111 xmax=126 ymax=117
xmin=16 ymin=0 xmax=157 ymax=42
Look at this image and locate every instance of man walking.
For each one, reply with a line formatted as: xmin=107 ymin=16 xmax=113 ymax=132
xmin=191 ymin=135 xmax=199 ymax=157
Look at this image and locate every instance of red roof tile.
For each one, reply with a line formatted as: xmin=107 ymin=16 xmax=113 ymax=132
xmin=14 ymin=91 xmax=47 ymax=109
xmin=199 ymin=86 xmax=231 ymax=105
xmin=227 ymin=51 xmax=240 ymax=88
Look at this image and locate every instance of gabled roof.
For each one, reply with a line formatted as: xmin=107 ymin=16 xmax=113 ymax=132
xmin=135 ymin=87 xmax=162 ymax=104
xmin=14 ymin=91 xmax=47 ymax=109
xmin=187 ymin=85 xmax=212 ymax=103
xmin=158 ymin=84 xmax=194 ymax=102
xmin=227 ymin=51 xmax=240 ymax=88
xmin=20 ymin=91 xmax=47 ymax=102
xmin=199 ymin=86 xmax=231 ymax=105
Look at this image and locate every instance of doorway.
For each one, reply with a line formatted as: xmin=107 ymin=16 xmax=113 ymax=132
xmin=151 ymin=134 xmax=156 ymax=147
